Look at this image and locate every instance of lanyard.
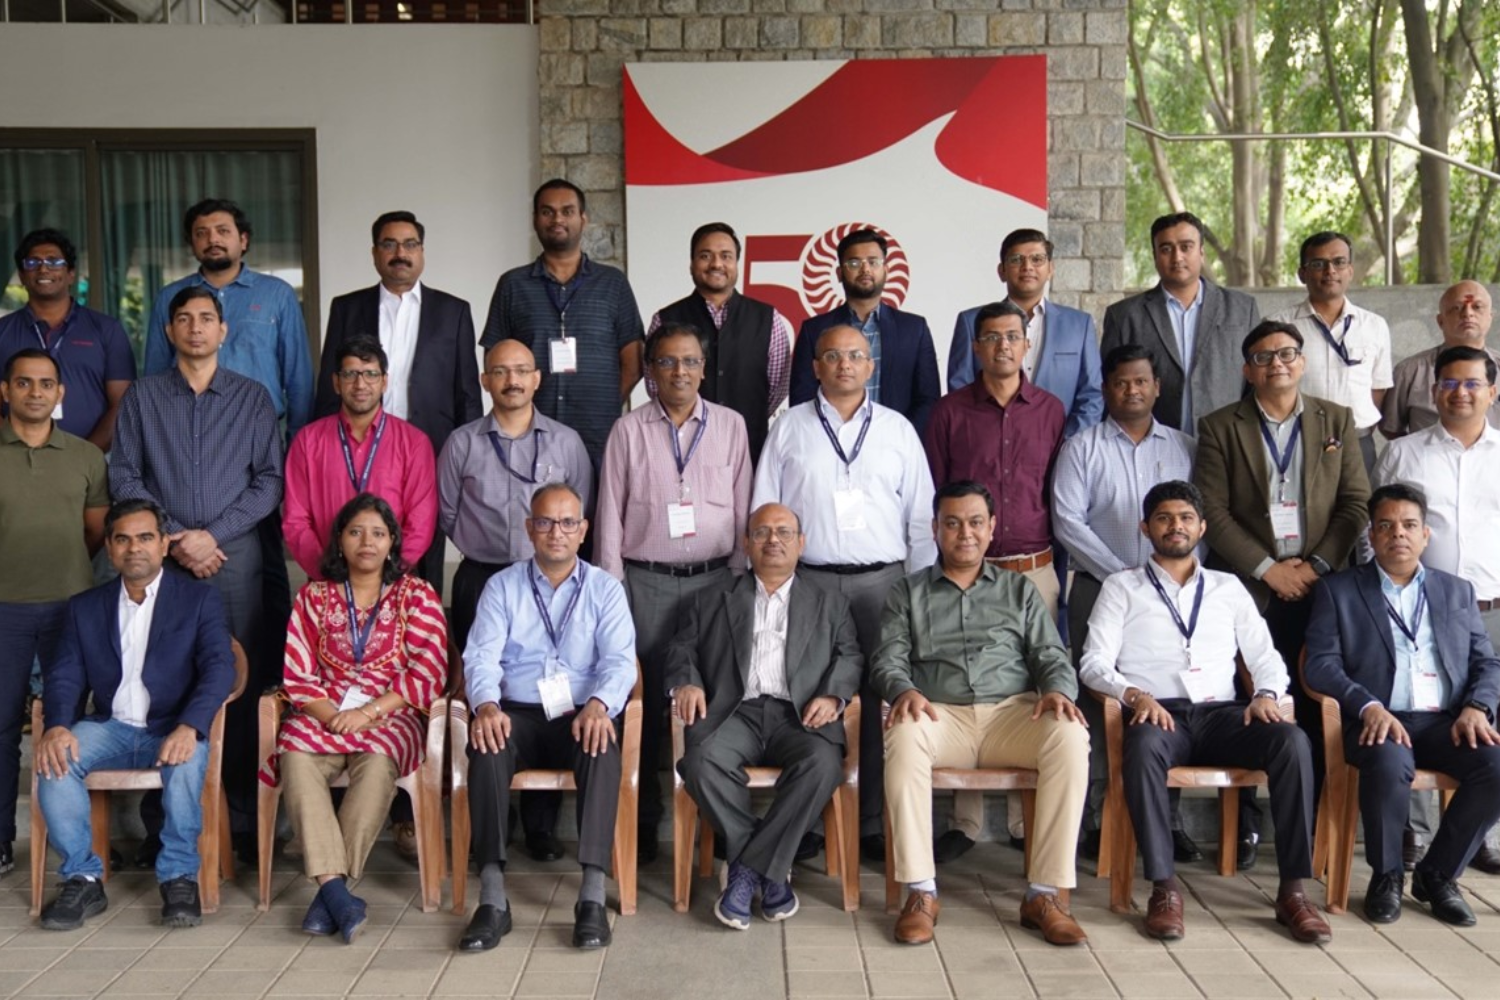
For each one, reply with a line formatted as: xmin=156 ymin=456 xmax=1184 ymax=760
xmin=530 ymin=562 xmax=586 ymax=653
xmin=1258 ymin=413 xmax=1302 ymax=493
xmin=337 ymin=413 xmax=387 ymax=494
xmin=544 ymin=268 xmax=591 ymax=338
xmin=1311 ymin=313 xmax=1359 ymax=367
xmin=1384 ymin=583 xmax=1428 ymax=650
xmin=816 ymin=398 xmax=873 ymax=470
xmin=663 ymin=402 xmax=709 ymax=478
xmin=29 ymin=308 xmax=72 ymax=357
xmin=344 ymin=581 xmax=388 ymax=665
xmin=488 ymin=429 xmax=541 ymax=485
xmin=1145 ymin=564 xmax=1205 ymax=648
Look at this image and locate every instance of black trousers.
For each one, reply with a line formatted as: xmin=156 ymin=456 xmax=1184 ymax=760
xmin=467 ymin=706 xmax=622 ymax=872
xmin=449 ymin=557 xmax=511 ymax=655
xmin=678 ymin=697 xmax=843 ymax=884
xmin=1345 ymin=710 xmax=1500 ymax=879
xmin=1123 ymin=700 xmax=1315 ymax=882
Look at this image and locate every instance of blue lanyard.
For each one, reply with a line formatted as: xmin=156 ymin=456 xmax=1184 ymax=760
xmin=544 ymin=269 xmax=591 ymax=337
xmin=663 ymin=403 xmax=708 ymax=478
xmin=1311 ymin=313 xmax=1359 ymax=367
xmin=1144 ymin=563 xmax=1205 ymax=647
xmin=1258 ymin=413 xmax=1302 ymax=484
xmin=488 ymin=429 xmax=541 ymax=485
xmin=1384 ymin=583 xmax=1428 ymax=650
xmin=815 ymin=398 xmax=873 ymax=470
xmin=337 ymin=413 xmax=387 ymax=494
xmin=344 ymin=581 xmax=388 ymax=665
xmin=530 ymin=562 xmax=586 ymax=653
xmin=29 ymin=308 xmax=72 ymax=357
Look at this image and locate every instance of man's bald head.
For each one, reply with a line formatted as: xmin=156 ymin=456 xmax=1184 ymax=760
xmin=1437 ymin=281 xmax=1493 ymax=348
xmin=482 ymin=338 xmax=542 ymax=414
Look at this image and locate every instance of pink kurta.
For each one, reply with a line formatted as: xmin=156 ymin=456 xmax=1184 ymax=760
xmin=260 ymin=576 xmax=447 ymax=784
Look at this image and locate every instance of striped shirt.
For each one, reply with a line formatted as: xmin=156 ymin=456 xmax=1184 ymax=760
xmin=744 ymin=576 xmax=792 ymax=702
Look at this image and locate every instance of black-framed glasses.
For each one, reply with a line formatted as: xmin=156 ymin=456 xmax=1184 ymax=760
xmin=1248 ymin=347 xmax=1302 ymax=367
xmin=335 ymin=369 xmax=386 ymax=383
xmin=1302 ymin=257 xmax=1351 ymax=272
xmin=21 ymin=257 xmax=68 ymax=271
xmin=530 ymin=516 xmax=583 ymax=535
xmin=376 ymin=239 xmax=423 ymax=253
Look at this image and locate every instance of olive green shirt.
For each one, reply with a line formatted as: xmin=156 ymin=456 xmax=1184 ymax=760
xmin=0 ymin=422 xmax=109 ymax=604
xmin=871 ymin=562 xmax=1076 ymax=705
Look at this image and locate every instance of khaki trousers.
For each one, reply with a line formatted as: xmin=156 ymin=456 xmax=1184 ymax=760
xmin=281 ymin=751 xmax=398 ymax=881
xmin=886 ymin=694 xmax=1088 ymax=888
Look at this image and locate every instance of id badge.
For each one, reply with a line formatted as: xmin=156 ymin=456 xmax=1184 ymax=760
xmin=538 ymin=671 xmax=575 ymax=721
xmin=51 ymin=401 xmax=63 ymax=421
xmin=338 ymin=688 xmax=373 ymax=712
xmin=1270 ymin=501 xmax=1301 ymax=541
xmin=667 ymin=501 xmax=697 ymax=539
xmin=549 ymin=336 xmax=578 ymax=373
xmin=1411 ymin=661 xmax=1444 ymax=712
xmin=833 ymin=488 xmax=867 ymax=532
xmin=1179 ymin=667 xmax=1217 ymax=703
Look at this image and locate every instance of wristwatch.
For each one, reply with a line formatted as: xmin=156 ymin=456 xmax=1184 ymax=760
xmin=1464 ymin=700 xmax=1495 ymax=723
xmin=1253 ymin=689 xmax=1280 ymax=701
xmin=1308 ymin=555 xmax=1333 ymax=577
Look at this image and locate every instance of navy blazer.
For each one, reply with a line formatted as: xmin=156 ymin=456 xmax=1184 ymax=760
xmin=1304 ymin=563 xmax=1500 ymax=723
xmin=44 ymin=572 xmax=237 ymax=739
xmin=944 ymin=299 xmax=1104 ymax=438
xmin=315 ymin=284 xmax=483 ymax=458
xmin=789 ymin=305 xmax=941 ymax=436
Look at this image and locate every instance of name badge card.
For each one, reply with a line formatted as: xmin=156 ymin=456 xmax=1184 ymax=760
xmin=1270 ymin=502 xmax=1301 ymax=541
xmin=539 ymin=658 xmax=575 ymax=720
xmin=834 ymin=488 xmax=867 ymax=532
xmin=1179 ymin=667 xmax=1218 ymax=703
xmin=338 ymin=688 xmax=374 ymax=712
xmin=549 ymin=336 xmax=578 ymax=374
xmin=1411 ymin=660 xmax=1444 ymax=712
xmin=667 ymin=501 xmax=697 ymax=539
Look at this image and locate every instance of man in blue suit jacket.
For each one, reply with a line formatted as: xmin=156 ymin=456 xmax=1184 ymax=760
xmin=788 ymin=229 xmax=940 ymax=436
xmin=944 ymin=229 xmax=1104 ymax=439
xmin=1305 ymin=483 xmax=1500 ymax=927
xmin=35 ymin=499 xmax=236 ymax=933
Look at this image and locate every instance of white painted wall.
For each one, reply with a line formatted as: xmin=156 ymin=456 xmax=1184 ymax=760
xmin=0 ymin=23 xmax=538 ymax=347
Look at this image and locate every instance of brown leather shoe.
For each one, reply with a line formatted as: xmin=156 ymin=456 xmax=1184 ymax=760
xmin=1019 ymin=892 xmax=1087 ymax=946
xmin=1144 ymin=886 xmax=1185 ymax=940
xmin=894 ymin=890 xmax=940 ymax=945
xmin=1274 ymin=891 xmax=1332 ymax=944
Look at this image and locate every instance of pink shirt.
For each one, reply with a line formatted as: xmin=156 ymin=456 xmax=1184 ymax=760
xmin=283 ymin=409 xmax=438 ymax=578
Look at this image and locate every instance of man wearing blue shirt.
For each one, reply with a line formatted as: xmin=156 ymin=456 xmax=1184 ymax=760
xmin=459 ymin=482 xmax=636 ymax=953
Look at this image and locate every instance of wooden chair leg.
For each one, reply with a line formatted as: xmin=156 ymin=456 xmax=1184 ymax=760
xmin=1218 ymin=788 xmax=1241 ymax=878
xmin=1109 ymin=784 xmax=1136 ymax=914
xmin=1312 ymin=781 xmax=1330 ymax=881
xmin=617 ymin=775 xmax=638 ymax=916
xmin=411 ymin=778 xmax=441 ymax=914
xmin=90 ymin=792 xmax=111 ymax=882
xmin=842 ymin=786 xmax=860 ymax=911
xmin=256 ymin=782 xmax=279 ymax=912
xmin=831 ymin=789 xmax=859 ymax=912
xmin=29 ymin=772 xmax=46 ymax=917
xmin=672 ymin=788 xmax=697 ymax=913
xmin=218 ymin=790 xmax=234 ymax=883
xmin=883 ymin=805 xmax=899 ymax=914
xmin=450 ymin=785 xmax=470 ymax=915
xmin=823 ymin=800 xmax=842 ymax=878
xmin=1328 ymin=768 xmax=1359 ymax=915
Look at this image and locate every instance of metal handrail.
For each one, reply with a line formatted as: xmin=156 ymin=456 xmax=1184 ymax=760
xmin=1127 ymin=120 xmax=1500 ymax=284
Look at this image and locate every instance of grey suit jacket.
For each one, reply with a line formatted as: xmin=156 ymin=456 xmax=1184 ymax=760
xmin=662 ymin=573 xmax=863 ymax=747
xmin=1101 ymin=279 xmax=1260 ymax=433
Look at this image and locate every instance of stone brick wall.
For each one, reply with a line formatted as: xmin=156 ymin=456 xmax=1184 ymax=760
xmin=538 ymin=0 xmax=1127 ymax=317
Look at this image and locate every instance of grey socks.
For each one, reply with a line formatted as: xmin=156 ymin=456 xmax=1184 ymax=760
xmin=479 ymin=862 xmax=508 ymax=910
xmin=580 ymin=864 xmax=606 ymax=906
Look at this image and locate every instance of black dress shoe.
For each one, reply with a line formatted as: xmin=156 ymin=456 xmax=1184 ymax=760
xmin=1469 ymin=845 xmax=1500 ymax=875
xmin=526 ymin=832 xmax=565 ymax=863
xmin=1402 ymin=828 xmax=1425 ymax=872
xmin=1363 ymin=870 xmax=1404 ymax=924
xmin=933 ymin=831 xmax=976 ymax=864
xmin=1172 ymin=830 xmax=1203 ymax=864
xmin=1412 ymin=869 xmax=1477 ymax=926
xmin=572 ymin=900 xmax=612 ymax=949
xmin=794 ymin=831 xmax=824 ymax=863
xmin=458 ymin=903 xmax=513 ymax=951
xmin=860 ymin=834 xmax=885 ymax=863
xmin=1237 ymin=834 xmax=1259 ymax=871
xmin=637 ymin=835 xmax=658 ymax=866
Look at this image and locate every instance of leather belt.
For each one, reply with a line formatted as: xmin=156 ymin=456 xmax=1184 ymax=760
xmin=987 ymin=549 xmax=1054 ymax=573
xmin=1479 ymin=599 xmax=1500 ymax=612
xmin=624 ymin=557 xmax=729 ymax=578
xmin=800 ymin=560 xmax=899 ymax=576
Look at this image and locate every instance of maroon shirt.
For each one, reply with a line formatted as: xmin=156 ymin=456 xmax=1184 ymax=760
xmin=923 ymin=378 xmax=1065 ymax=558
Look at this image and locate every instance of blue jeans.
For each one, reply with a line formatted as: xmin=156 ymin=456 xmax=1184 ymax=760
xmin=37 ymin=718 xmax=209 ymax=882
xmin=0 ymin=601 xmax=67 ymax=842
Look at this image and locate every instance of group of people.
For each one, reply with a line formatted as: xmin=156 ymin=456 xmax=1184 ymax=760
xmin=3 ymin=179 xmax=1500 ymax=957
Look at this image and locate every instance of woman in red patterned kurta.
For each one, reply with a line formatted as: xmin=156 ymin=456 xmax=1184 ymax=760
xmin=262 ymin=493 xmax=446 ymax=943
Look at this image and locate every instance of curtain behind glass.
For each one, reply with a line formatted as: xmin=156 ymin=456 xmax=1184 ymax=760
xmin=0 ymin=149 xmax=87 ymax=317
xmin=101 ymin=149 xmax=303 ymax=360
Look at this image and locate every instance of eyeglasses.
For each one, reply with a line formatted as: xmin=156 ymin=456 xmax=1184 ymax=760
xmin=1248 ymin=347 xmax=1302 ymax=367
xmin=651 ymin=356 xmax=705 ymax=371
xmin=1302 ymin=257 xmax=1351 ymax=272
xmin=335 ymin=369 xmax=385 ymax=383
xmin=486 ymin=365 xmax=536 ymax=378
xmin=840 ymin=257 xmax=884 ymax=272
xmin=21 ymin=257 xmax=68 ymax=271
xmin=749 ymin=526 xmax=798 ymax=543
xmin=818 ymin=349 xmax=870 ymax=364
xmin=1003 ymin=253 xmax=1050 ymax=268
xmin=530 ymin=516 xmax=583 ymax=535
xmin=1437 ymin=378 xmax=1491 ymax=392
xmin=975 ymin=333 xmax=1026 ymax=346
xmin=939 ymin=516 xmax=991 ymax=531
xmin=376 ymin=239 xmax=423 ymax=253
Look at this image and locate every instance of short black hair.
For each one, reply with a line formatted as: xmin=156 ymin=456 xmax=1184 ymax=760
xmin=1150 ymin=212 xmax=1205 ymax=244
xmin=167 ymin=285 xmax=223 ymax=324
xmin=836 ymin=228 xmax=886 ymax=259
xmin=1241 ymin=320 xmax=1304 ymax=361
xmin=372 ymin=210 xmax=424 ymax=246
xmin=533 ymin=178 xmax=587 ymax=215
xmin=530 ymin=481 xmax=585 ymax=515
xmin=335 ymin=335 xmax=389 ymax=373
xmin=999 ymin=228 xmax=1053 ymax=261
xmin=646 ymin=321 xmax=704 ymax=362
xmin=1368 ymin=482 xmax=1428 ymax=523
xmin=974 ymin=300 xmax=1027 ymax=335
xmin=3 ymin=347 xmax=60 ymax=382
xmin=1103 ymin=344 xmax=1159 ymax=379
xmin=690 ymin=222 xmax=740 ymax=258
xmin=183 ymin=198 xmax=252 ymax=246
xmin=1143 ymin=480 xmax=1204 ymax=522
xmin=105 ymin=498 xmax=166 ymax=535
xmin=1299 ymin=231 xmax=1352 ymax=264
xmin=14 ymin=228 xmax=78 ymax=273
xmin=1434 ymin=345 xmax=1497 ymax=385
xmin=933 ymin=479 xmax=994 ymax=517
xmin=320 ymin=493 xmax=408 ymax=584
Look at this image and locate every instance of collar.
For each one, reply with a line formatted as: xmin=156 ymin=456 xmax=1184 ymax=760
xmin=530 ymin=253 xmax=592 ymax=283
xmin=529 ymin=556 xmax=585 ymax=592
xmin=1009 ymin=297 xmax=1047 ymax=323
xmin=167 ymin=364 xmax=225 ymax=395
xmin=24 ymin=300 xmax=77 ymax=331
xmin=488 ymin=409 xmax=540 ymax=440
xmin=1295 ymin=297 xmax=1359 ymax=327
xmin=1253 ymin=394 xmax=1304 ymax=427
xmin=927 ymin=560 xmax=1001 ymax=588
xmin=1161 ymin=279 xmax=1205 ymax=311
xmin=1433 ymin=420 xmax=1500 ymax=450
xmin=193 ymin=265 xmax=257 ymax=291
xmin=0 ymin=421 xmax=62 ymax=449
xmin=1105 ymin=416 xmax=1168 ymax=442
xmin=814 ymin=388 xmax=871 ymax=424
xmin=122 ymin=568 xmax=165 ymax=605
xmin=754 ymin=574 xmax=794 ymax=602
xmin=654 ymin=396 xmax=707 ymax=424
xmin=1146 ymin=556 xmax=1202 ymax=591
xmin=1377 ymin=562 xmax=1426 ymax=596
xmin=843 ymin=301 xmax=882 ymax=325
xmin=338 ymin=407 xmax=384 ymax=440
xmin=968 ymin=374 xmax=1039 ymax=407
xmin=378 ymin=281 xmax=423 ymax=307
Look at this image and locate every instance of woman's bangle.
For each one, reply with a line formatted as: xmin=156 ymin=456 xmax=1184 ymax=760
xmin=357 ymin=705 xmax=377 ymax=722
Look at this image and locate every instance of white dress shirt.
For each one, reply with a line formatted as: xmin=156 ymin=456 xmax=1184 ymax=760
xmin=1267 ymin=298 xmax=1392 ymax=431
xmin=1080 ymin=559 xmax=1288 ymax=703
xmin=752 ymin=391 xmax=936 ymax=571
xmin=1373 ymin=421 xmax=1500 ymax=599
xmin=744 ymin=576 xmax=792 ymax=702
xmin=378 ymin=281 xmax=423 ymax=420
xmin=1021 ymin=298 xmax=1046 ymax=381
xmin=114 ymin=570 xmax=163 ymax=728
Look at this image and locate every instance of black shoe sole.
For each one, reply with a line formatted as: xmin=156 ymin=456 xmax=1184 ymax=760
xmin=40 ymin=897 xmax=107 ymax=931
xmin=161 ymin=911 xmax=202 ymax=928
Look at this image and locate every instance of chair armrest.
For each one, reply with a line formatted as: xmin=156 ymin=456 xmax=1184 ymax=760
xmin=840 ymin=697 xmax=861 ymax=780
xmin=448 ymin=697 xmax=470 ymax=790
xmin=1297 ymin=649 xmax=1348 ymax=771
xmin=226 ymin=639 xmax=249 ymax=704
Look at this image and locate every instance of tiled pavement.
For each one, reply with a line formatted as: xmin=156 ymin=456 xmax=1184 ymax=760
xmin=6 ymin=832 xmax=1500 ymax=999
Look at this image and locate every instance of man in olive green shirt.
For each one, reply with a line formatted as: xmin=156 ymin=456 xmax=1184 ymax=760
xmin=873 ymin=480 xmax=1090 ymax=947
xmin=0 ymin=348 xmax=109 ymax=872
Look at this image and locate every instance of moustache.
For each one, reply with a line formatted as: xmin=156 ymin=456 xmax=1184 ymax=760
xmin=389 ymin=258 xmax=412 ymax=267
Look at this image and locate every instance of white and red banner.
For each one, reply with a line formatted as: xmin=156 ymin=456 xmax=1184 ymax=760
xmin=623 ymin=55 xmax=1049 ymax=383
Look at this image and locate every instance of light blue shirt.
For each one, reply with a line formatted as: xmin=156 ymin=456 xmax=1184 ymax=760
xmin=1052 ymin=417 xmax=1197 ymax=580
xmin=1163 ymin=280 xmax=1203 ymax=430
xmin=845 ymin=303 xmax=881 ymax=405
xmin=463 ymin=558 xmax=637 ymax=717
xmin=1379 ymin=564 xmax=1449 ymax=713
xmin=143 ymin=267 xmax=313 ymax=435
